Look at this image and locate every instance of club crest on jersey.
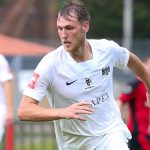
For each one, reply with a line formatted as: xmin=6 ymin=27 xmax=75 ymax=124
xmin=85 ymin=78 xmax=95 ymax=89
xmin=102 ymin=66 xmax=110 ymax=75
xmin=28 ymin=73 xmax=40 ymax=89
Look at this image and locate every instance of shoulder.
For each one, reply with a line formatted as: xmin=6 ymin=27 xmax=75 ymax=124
xmin=44 ymin=46 xmax=63 ymax=58
xmin=35 ymin=46 xmax=64 ymax=72
xmin=88 ymin=39 xmax=121 ymax=55
xmin=0 ymin=54 xmax=8 ymax=65
xmin=0 ymin=54 xmax=6 ymax=61
xmin=88 ymin=39 xmax=119 ymax=48
xmin=40 ymin=46 xmax=64 ymax=64
xmin=0 ymin=54 xmax=4 ymax=58
xmin=0 ymin=54 xmax=3 ymax=58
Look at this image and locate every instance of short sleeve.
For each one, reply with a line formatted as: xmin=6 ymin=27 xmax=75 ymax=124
xmin=23 ymin=54 xmax=52 ymax=101
xmin=110 ymin=41 xmax=130 ymax=69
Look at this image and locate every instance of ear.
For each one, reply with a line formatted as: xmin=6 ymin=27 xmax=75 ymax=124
xmin=82 ymin=21 xmax=89 ymax=33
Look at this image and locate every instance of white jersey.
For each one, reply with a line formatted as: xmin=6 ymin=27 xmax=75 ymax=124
xmin=0 ymin=54 xmax=13 ymax=110
xmin=0 ymin=54 xmax=13 ymax=141
xmin=24 ymin=39 xmax=131 ymax=150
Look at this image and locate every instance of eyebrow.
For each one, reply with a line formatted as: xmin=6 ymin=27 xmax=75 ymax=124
xmin=57 ymin=25 xmax=75 ymax=30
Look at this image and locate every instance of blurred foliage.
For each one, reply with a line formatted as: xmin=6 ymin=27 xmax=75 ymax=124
xmin=58 ymin=0 xmax=122 ymax=39
xmin=0 ymin=0 xmax=5 ymax=5
xmin=0 ymin=0 xmax=150 ymax=39
xmin=134 ymin=0 xmax=150 ymax=38
xmin=82 ymin=0 xmax=122 ymax=39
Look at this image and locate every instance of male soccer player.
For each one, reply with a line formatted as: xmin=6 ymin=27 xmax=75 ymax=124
xmin=18 ymin=0 xmax=150 ymax=150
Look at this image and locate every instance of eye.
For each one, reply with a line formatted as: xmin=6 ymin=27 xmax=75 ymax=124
xmin=66 ymin=26 xmax=74 ymax=30
xmin=57 ymin=26 xmax=63 ymax=31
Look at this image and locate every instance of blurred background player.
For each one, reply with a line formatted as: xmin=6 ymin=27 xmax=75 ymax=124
xmin=117 ymin=55 xmax=150 ymax=150
xmin=0 ymin=54 xmax=14 ymax=143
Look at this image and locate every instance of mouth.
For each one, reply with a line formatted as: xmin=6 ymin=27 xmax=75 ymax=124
xmin=63 ymin=41 xmax=71 ymax=47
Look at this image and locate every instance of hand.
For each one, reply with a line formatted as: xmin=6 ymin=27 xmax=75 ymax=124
xmin=61 ymin=101 xmax=94 ymax=121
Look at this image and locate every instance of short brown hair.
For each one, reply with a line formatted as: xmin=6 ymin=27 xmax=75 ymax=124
xmin=58 ymin=0 xmax=90 ymax=23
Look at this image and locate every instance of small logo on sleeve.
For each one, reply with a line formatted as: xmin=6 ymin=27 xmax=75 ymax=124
xmin=102 ymin=66 xmax=110 ymax=75
xmin=28 ymin=73 xmax=40 ymax=89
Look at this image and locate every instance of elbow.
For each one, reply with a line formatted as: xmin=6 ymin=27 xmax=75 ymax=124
xmin=17 ymin=97 xmax=39 ymax=121
xmin=17 ymin=107 xmax=27 ymax=121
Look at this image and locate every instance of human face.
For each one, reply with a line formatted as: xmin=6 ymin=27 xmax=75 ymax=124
xmin=57 ymin=14 xmax=89 ymax=53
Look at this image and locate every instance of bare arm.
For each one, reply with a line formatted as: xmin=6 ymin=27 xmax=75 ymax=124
xmin=4 ymin=80 xmax=14 ymax=126
xmin=128 ymin=52 xmax=150 ymax=104
xmin=18 ymin=96 xmax=94 ymax=122
xmin=116 ymin=99 xmax=129 ymax=123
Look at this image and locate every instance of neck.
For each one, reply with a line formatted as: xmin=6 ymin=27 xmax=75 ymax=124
xmin=69 ymin=41 xmax=92 ymax=62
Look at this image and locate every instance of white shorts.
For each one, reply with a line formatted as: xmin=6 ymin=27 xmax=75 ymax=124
xmin=0 ymin=109 xmax=6 ymax=142
xmin=62 ymin=130 xmax=130 ymax=150
xmin=95 ymin=131 xmax=129 ymax=150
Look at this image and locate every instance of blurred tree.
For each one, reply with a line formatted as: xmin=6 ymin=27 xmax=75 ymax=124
xmin=134 ymin=0 xmax=150 ymax=38
xmin=0 ymin=0 xmax=58 ymax=46
xmin=0 ymin=0 xmax=36 ymax=37
xmin=83 ymin=0 xmax=150 ymax=39
xmin=58 ymin=0 xmax=123 ymax=39
xmin=0 ymin=0 xmax=5 ymax=5
xmin=0 ymin=0 xmax=150 ymax=41
xmin=82 ymin=0 xmax=123 ymax=39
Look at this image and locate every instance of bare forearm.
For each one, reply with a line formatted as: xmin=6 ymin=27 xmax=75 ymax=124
xmin=18 ymin=96 xmax=94 ymax=121
xmin=18 ymin=103 xmax=64 ymax=121
xmin=4 ymin=80 xmax=14 ymax=111
xmin=116 ymin=99 xmax=128 ymax=123
xmin=128 ymin=53 xmax=150 ymax=92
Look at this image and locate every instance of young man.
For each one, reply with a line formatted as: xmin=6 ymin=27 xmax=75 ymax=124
xmin=0 ymin=54 xmax=13 ymax=142
xmin=117 ymin=56 xmax=150 ymax=150
xmin=18 ymin=0 xmax=150 ymax=150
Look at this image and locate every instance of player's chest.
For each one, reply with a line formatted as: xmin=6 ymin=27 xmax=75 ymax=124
xmin=52 ymin=61 xmax=113 ymax=100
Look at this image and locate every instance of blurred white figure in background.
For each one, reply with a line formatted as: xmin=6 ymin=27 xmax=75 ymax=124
xmin=0 ymin=54 xmax=13 ymax=142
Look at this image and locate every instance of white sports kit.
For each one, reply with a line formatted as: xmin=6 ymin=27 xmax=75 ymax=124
xmin=0 ymin=54 xmax=13 ymax=142
xmin=24 ymin=39 xmax=132 ymax=150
